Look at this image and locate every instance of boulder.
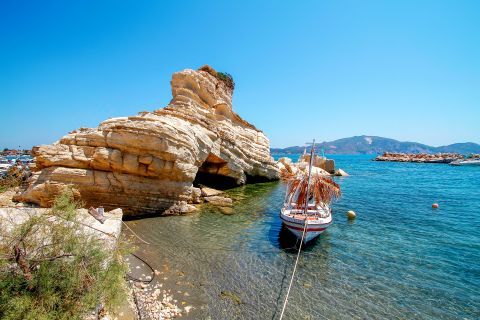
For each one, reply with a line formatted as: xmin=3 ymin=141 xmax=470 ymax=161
xmin=163 ymin=202 xmax=198 ymax=215
xmin=204 ymin=196 xmax=233 ymax=207
xmin=334 ymin=169 xmax=349 ymax=176
xmin=311 ymin=166 xmax=330 ymax=176
xmin=200 ymin=187 xmax=224 ymax=197
xmin=17 ymin=67 xmax=279 ymax=215
xmin=191 ymin=187 xmax=202 ymax=204
xmin=278 ymin=157 xmax=292 ymax=166
xmin=323 ymin=159 xmax=335 ymax=174
xmin=218 ymin=206 xmax=234 ymax=215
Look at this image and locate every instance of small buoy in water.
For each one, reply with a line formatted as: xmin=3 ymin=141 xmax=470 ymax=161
xmin=347 ymin=210 xmax=356 ymax=219
xmin=432 ymin=203 xmax=439 ymax=209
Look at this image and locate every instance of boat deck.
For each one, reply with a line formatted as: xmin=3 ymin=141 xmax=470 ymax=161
xmin=282 ymin=207 xmax=331 ymax=219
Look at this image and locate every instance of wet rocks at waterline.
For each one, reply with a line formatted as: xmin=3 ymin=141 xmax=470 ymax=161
xmin=15 ymin=66 xmax=279 ymax=215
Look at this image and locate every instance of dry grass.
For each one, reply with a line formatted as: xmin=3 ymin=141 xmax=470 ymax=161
xmin=285 ymin=173 xmax=341 ymax=206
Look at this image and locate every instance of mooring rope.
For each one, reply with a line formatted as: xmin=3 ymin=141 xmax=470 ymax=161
xmin=122 ymin=221 xmax=151 ymax=245
xmin=278 ymin=218 xmax=308 ymax=320
xmin=125 ymin=252 xmax=155 ymax=284
xmin=130 ymin=241 xmax=298 ymax=254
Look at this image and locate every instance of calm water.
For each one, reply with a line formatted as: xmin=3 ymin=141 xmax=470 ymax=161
xmin=126 ymin=155 xmax=480 ymax=319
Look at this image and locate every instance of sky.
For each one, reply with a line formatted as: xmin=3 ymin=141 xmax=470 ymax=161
xmin=1 ymin=0 xmax=479 ymax=149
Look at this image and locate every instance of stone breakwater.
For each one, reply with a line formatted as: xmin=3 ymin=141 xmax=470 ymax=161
xmin=16 ymin=66 xmax=279 ymax=216
xmin=374 ymin=152 xmax=464 ymax=163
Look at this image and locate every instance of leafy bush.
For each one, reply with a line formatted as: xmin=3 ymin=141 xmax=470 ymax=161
xmin=0 ymin=189 xmax=129 ymax=320
xmin=216 ymin=72 xmax=235 ymax=91
xmin=198 ymin=65 xmax=235 ymax=91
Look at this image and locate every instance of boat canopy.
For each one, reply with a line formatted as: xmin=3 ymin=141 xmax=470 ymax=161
xmin=284 ymin=174 xmax=340 ymax=207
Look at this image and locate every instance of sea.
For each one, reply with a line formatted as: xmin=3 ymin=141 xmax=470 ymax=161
xmin=125 ymin=154 xmax=480 ymax=319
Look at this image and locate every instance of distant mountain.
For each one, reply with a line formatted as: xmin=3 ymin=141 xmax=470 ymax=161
xmin=434 ymin=142 xmax=480 ymax=154
xmin=271 ymin=136 xmax=480 ymax=155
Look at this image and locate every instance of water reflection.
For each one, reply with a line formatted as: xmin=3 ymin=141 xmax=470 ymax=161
xmin=124 ymin=155 xmax=480 ymax=319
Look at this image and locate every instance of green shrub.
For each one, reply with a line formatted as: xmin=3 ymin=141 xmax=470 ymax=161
xmin=198 ymin=65 xmax=235 ymax=91
xmin=216 ymin=72 xmax=235 ymax=91
xmin=0 ymin=189 xmax=129 ymax=320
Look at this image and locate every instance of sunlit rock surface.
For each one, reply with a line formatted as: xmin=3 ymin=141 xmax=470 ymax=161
xmin=17 ymin=67 xmax=279 ymax=215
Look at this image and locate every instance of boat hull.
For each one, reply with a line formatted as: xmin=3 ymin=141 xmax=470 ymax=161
xmin=450 ymin=160 xmax=480 ymax=166
xmin=280 ymin=208 xmax=332 ymax=242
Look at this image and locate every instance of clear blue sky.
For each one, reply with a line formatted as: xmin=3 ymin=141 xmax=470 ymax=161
xmin=1 ymin=0 xmax=479 ymax=149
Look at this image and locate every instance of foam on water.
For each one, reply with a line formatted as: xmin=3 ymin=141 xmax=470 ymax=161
xmin=126 ymin=155 xmax=480 ymax=319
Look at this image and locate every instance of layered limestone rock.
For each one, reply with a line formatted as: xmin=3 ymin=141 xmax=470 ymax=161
xmin=17 ymin=67 xmax=279 ymax=215
xmin=277 ymin=156 xmax=344 ymax=177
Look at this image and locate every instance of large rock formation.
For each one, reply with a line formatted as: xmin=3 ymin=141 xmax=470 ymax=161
xmin=17 ymin=66 xmax=279 ymax=215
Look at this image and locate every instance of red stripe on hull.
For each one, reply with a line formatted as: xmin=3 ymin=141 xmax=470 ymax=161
xmin=285 ymin=225 xmax=327 ymax=232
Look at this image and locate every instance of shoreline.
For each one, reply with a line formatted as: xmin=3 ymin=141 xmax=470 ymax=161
xmin=0 ymin=188 xmax=188 ymax=319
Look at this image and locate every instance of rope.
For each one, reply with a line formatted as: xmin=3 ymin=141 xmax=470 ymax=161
xmin=123 ymin=220 xmax=299 ymax=254
xmin=278 ymin=218 xmax=308 ymax=320
xmin=125 ymin=252 xmax=155 ymax=284
xmin=122 ymin=221 xmax=151 ymax=244
xmin=130 ymin=241 xmax=298 ymax=254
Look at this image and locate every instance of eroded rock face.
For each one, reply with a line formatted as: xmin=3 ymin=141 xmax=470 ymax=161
xmin=18 ymin=67 xmax=279 ymax=215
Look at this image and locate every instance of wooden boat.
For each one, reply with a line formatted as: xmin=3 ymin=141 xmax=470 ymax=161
xmin=280 ymin=203 xmax=332 ymax=242
xmin=280 ymin=140 xmax=340 ymax=243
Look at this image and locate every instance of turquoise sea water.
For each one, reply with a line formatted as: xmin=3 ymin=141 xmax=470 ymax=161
xmin=126 ymin=155 xmax=480 ymax=319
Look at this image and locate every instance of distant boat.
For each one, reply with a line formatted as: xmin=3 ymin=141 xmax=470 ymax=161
xmin=0 ymin=162 xmax=12 ymax=177
xmin=279 ymin=140 xmax=341 ymax=243
xmin=449 ymin=158 xmax=480 ymax=166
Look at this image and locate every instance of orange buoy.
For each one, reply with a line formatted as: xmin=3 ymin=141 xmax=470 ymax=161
xmin=432 ymin=203 xmax=439 ymax=209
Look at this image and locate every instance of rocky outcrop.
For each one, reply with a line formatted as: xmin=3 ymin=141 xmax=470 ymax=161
xmin=17 ymin=66 xmax=279 ymax=215
xmin=277 ymin=154 xmax=343 ymax=178
xmin=374 ymin=152 xmax=463 ymax=163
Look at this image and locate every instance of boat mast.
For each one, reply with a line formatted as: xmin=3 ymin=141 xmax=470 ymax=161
xmin=303 ymin=139 xmax=316 ymax=215
xmin=278 ymin=140 xmax=317 ymax=320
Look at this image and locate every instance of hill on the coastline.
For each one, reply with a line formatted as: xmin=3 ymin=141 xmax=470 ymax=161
xmin=271 ymin=136 xmax=480 ymax=155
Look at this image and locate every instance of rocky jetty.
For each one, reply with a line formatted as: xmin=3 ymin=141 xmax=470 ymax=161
xmin=374 ymin=152 xmax=464 ymax=163
xmin=16 ymin=66 xmax=279 ymax=215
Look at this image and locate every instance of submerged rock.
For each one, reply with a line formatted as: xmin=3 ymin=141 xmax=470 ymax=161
xmin=217 ymin=206 xmax=234 ymax=215
xmin=18 ymin=66 xmax=279 ymax=215
xmin=204 ymin=196 xmax=233 ymax=207
xmin=163 ymin=202 xmax=198 ymax=215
